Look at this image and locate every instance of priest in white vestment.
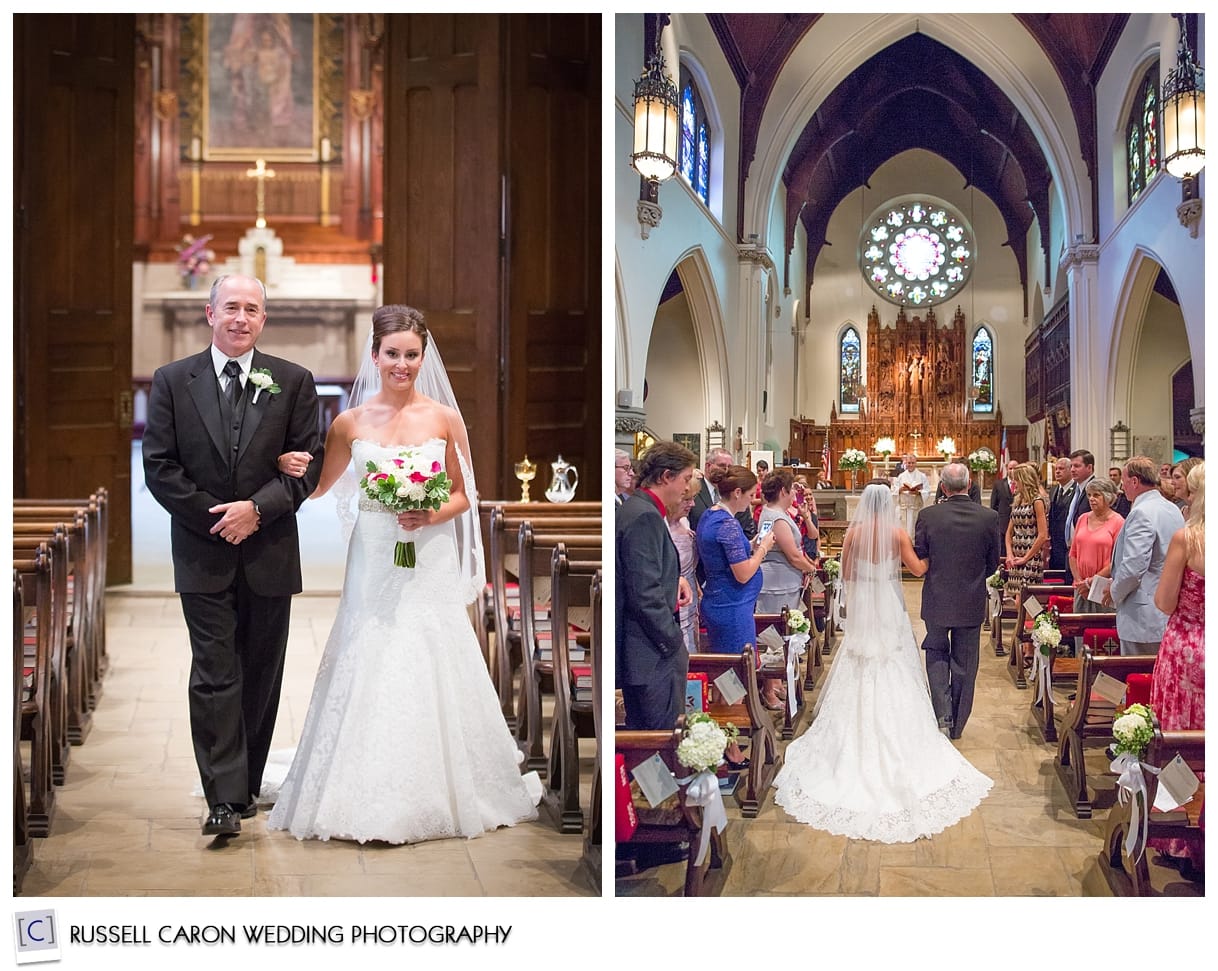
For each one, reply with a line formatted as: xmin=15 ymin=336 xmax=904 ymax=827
xmin=892 ymin=454 xmax=929 ymax=535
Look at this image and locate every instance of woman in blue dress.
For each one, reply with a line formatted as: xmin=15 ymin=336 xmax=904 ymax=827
xmin=695 ymin=464 xmax=780 ymax=706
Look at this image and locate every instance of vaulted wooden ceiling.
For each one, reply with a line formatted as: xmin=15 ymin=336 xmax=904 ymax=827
xmin=704 ymin=13 xmax=1130 ymax=295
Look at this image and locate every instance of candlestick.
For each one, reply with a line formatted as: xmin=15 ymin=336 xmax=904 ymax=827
xmin=320 ymin=136 xmax=331 ymax=162
xmin=189 ymin=136 xmax=201 ymax=161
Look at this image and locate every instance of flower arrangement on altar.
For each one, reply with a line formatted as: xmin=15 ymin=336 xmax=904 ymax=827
xmin=176 ymin=234 xmax=215 ymax=289
xmin=838 ymin=448 xmax=868 ymax=471
xmin=677 ymin=713 xmax=737 ymax=774
xmin=936 ymin=436 xmax=956 ymax=458
xmin=1030 ymin=611 xmax=1063 ymax=656
xmin=873 ymin=436 xmax=896 ymax=459
xmin=1112 ymin=703 xmax=1155 ymax=760
xmin=359 ymin=449 xmax=453 ymax=568
xmin=967 ymin=447 xmax=997 ymax=473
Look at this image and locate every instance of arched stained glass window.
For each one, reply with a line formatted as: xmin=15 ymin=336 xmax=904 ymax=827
xmin=971 ymin=326 xmax=994 ymax=414
xmin=840 ymin=327 xmax=862 ymax=414
xmin=679 ymin=69 xmax=710 ymax=205
xmin=1126 ymin=65 xmax=1159 ymax=206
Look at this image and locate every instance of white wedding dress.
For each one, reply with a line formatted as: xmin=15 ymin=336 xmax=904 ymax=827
xmin=266 ymin=438 xmax=540 ymax=844
xmin=772 ymin=559 xmax=992 ymax=843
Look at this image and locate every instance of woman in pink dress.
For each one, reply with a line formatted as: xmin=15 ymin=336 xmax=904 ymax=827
xmin=1067 ymin=477 xmax=1124 ymax=612
xmin=1149 ymin=462 xmax=1204 ymax=872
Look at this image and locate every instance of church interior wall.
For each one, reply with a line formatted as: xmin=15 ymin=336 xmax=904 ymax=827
xmin=796 ymin=150 xmax=1027 ymax=429
xmin=643 ymin=291 xmax=704 ymax=443
xmin=1128 ymin=292 xmax=1193 ymax=453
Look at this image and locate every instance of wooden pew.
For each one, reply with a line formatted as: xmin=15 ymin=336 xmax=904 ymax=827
xmin=812 ymin=566 xmax=839 ymax=658
xmin=514 ymin=523 xmax=600 ymax=775
xmin=614 ymin=728 xmax=731 ymax=896
xmin=1015 ymin=610 xmax=1118 ymax=743
xmin=13 ymin=570 xmax=33 ymax=893
xmin=1055 ymin=646 xmax=1158 ymax=818
xmin=14 ymin=546 xmax=60 ymax=837
xmin=580 ymin=569 xmax=602 ymax=888
xmin=476 ymin=500 xmax=601 ymax=678
xmin=14 ymin=513 xmax=94 ymax=745
xmin=16 ymin=491 xmax=109 ymax=693
xmin=1006 ymin=583 xmax=1074 ymax=688
xmin=687 ymin=647 xmax=781 ymax=818
xmin=541 ymin=545 xmax=600 ymax=833
xmin=1100 ymin=723 xmax=1205 ymax=896
xmin=753 ymin=609 xmax=806 ymax=741
xmin=14 ymin=528 xmax=72 ymax=787
xmin=486 ymin=506 xmax=600 ymax=729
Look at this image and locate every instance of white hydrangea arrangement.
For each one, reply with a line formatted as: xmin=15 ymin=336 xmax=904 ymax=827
xmin=967 ymin=448 xmax=997 ymax=473
xmin=838 ymin=448 xmax=868 ymax=471
xmin=786 ymin=609 xmax=811 ymax=635
xmin=823 ymin=558 xmax=841 ymax=580
xmin=1030 ymin=612 xmax=1062 ymax=656
xmin=676 ymin=713 xmax=737 ymax=774
xmin=873 ymin=436 xmax=897 ymax=457
xmin=986 ymin=569 xmax=1005 ymax=589
xmin=1112 ymin=703 xmax=1155 ymax=759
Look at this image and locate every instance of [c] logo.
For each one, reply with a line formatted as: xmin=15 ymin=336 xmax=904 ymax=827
xmin=13 ymin=910 xmax=60 ymax=964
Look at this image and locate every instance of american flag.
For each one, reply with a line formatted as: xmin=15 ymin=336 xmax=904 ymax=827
xmin=822 ymin=438 xmax=832 ymax=481
xmin=999 ymin=427 xmax=1009 ymax=475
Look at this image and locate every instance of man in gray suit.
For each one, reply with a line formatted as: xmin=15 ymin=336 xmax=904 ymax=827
xmin=616 ymin=440 xmax=696 ymax=730
xmin=914 ymin=463 xmax=1002 ymax=739
xmin=1107 ymin=455 xmax=1185 ymax=656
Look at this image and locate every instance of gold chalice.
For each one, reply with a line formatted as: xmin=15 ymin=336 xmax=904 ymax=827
xmin=514 ymin=455 xmax=537 ymax=502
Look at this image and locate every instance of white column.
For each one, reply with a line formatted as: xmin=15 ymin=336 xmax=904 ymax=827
xmin=737 ymin=242 xmax=774 ymax=456
xmin=1060 ymin=240 xmax=1104 ymax=456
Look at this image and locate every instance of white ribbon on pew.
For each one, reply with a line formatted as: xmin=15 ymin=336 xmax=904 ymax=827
xmin=987 ymin=586 xmax=1000 ymax=618
xmin=677 ymin=770 xmax=728 ymax=867
xmin=786 ymin=632 xmax=810 ymax=717
xmin=1110 ymin=752 xmax=1161 ymax=862
xmin=1031 ymin=646 xmax=1052 ymax=705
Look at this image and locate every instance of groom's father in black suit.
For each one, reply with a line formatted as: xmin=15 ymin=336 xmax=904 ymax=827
xmin=616 ymin=440 xmax=696 ymax=730
xmin=143 ymin=274 xmax=324 ymax=837
xmin=914 ymin=463 xmax=1001 ymax=739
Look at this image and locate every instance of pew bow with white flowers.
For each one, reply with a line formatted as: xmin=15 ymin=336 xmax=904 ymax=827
xmin=785 ymin=609 xmax=812 ymax=716
xmin=674 ymin=713 xmax=734 ymax=866
xmin=677 ymin=770 xmax=728 ymax=867
xmin=1110 ymin=752 xmax=1161 ymax=861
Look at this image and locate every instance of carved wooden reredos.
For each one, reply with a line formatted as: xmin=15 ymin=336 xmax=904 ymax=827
xmin=790 ymin=304 xmax=1005 ymax=483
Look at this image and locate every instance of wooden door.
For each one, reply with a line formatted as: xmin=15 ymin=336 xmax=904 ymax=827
xmin=382 ymin=14 xmax=505 ymax=496
xmin=15 ymin=14 xmax=136 ymax=583
xmin=381 ymin=13 xmax=601 ymax=501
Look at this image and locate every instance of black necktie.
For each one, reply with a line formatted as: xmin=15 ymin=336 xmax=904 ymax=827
xmin=223 ymin=360 xmax=242 ymax=410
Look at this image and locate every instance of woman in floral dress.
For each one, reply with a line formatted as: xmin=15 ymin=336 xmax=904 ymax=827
xmin=1149 ymin=462 xmax=1205 ymax=872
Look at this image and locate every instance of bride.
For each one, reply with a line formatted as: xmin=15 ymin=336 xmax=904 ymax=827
xmin=265 ymin=305 xmax=539 ymax=844
xmin=771 ymin=482 xmax=992 ymax=843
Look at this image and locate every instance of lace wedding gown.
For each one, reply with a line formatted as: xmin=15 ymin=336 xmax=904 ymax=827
xmin=772 ymin=561 xmax=992 ymax=843
xmin=266 ymin=438 xmax=539 ymax=844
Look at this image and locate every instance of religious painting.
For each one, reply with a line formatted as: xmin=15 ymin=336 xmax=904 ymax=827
xmin=203 ymin=13 xmax=319 ymax=162
xmin=673 ymin=433 xmax=701 ymax=465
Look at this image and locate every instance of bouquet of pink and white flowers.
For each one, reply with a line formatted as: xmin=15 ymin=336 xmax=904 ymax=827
xmin=360 ymin=449 xmax=452 ymax=568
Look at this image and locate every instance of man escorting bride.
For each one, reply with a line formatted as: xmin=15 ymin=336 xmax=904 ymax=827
xmin=267 ymin=305 xmax=538 ymax=844
xmin=772 ymin=469 xmax=996 ymax=843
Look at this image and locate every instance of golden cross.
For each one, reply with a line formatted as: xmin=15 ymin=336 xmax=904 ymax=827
xmin=245 ymin=158 xmax=277 ymax=229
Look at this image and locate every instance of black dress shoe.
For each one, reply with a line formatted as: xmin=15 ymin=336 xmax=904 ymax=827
xmin=725 ymin=757 xmax=751 ymax=771
xmin=203 ymin=805 xmax=241 ymax=836
xmin=240 ymin=799 xmax=257 ymax=820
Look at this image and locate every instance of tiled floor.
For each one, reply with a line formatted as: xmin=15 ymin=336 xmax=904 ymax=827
xmin=616 ymin=582 xmax=1204 ymax=897
xmin=19 ymin=593 xmax=597 ymax=897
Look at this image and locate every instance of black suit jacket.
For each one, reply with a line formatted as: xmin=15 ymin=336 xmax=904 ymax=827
xmin=914 ymin=495 xmax=1001 ymax=627
xmin=615 ymin=492 xmax=685 ymax=687
xmin=688 ymin=478 xmax=714 ymax=532
xmin=989 ymin=476 xmax=1013 ymax=539
xmin=1047 ymin=482 xmax=1075 ymax=570
xmin=143 ymin=347 xmax=324 ymax=596
xmin=934 ymin=478 xmax=980 ymax=504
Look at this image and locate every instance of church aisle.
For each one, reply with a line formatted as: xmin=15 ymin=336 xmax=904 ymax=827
xmin=616 ymin=580 xmax=1202 ymax=897
xmin=18 ymin=592 xmax=596 ymax=897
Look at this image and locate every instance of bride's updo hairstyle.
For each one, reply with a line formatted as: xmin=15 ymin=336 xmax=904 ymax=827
xmin=371 ymin=304 xmax=428 ymax=354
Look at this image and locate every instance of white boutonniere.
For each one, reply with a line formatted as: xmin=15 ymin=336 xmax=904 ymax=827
xmin=249 ymin=368 xmax=281 ymax=404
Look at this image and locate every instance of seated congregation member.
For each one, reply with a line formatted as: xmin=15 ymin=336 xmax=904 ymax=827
xmin=757 ymin=470 xmax=819 ymax=614
xmin=616 ymin=441 xmax=696 ymax=730
xmin=1148 ymin=461 xmax=1205 ymax=873
xmin=665 ymin=481 xmax=701 ymax=655
xmin=1067 ymin=477 xmax=1124 ymax=612
xmin=695 ymin=463 xmax=780 ymax=705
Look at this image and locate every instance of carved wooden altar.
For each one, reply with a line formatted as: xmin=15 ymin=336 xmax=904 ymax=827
xmin=789 ymin=305 xmax=1009 ymax=487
